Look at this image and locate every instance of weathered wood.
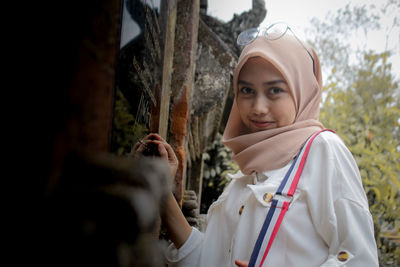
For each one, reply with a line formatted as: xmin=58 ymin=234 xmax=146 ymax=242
xmin=158 ymin=0 xmax=178 ymax=139
xmin=169 ymin=0 xmax=200 ymax=205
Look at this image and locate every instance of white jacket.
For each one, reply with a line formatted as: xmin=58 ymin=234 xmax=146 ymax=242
xmin=165 ymin=131 xmax=379 ymax=266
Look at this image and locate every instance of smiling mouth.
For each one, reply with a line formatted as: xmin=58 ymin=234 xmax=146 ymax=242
xmin=251 ymin=120 xmax=275 ymax=128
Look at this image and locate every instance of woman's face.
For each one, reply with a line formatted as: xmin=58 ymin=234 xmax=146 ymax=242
xmin=236 ymin=57 xmax=296 ymax=133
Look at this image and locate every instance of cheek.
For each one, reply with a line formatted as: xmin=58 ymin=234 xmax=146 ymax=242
xmin=274 ymin=98 xmax=296 ymax=126
xmin=236 ymin=98 xmax=248 ymax=116
xmin=289 ymin=98 xmax=297 ymax=121
xmin=236 ymin=99 xmax=251 ymax=124
xmin=285 ymin=101 xmax=297 ymax=124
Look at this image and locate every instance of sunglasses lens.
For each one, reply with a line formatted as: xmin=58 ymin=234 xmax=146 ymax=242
xmin=236 ymin=23 xmax=315 ymax=74
xmin=266 ymin=23 xmax=288 ymax=40
xmin=237 ymin=28 xmax=260 ymax=45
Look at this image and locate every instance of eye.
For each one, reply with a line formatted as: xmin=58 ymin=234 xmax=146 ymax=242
xmin=239 ymin=87 xmax=255 ymax=95
xmin=269 ymin=87 xmax=284 ymax=95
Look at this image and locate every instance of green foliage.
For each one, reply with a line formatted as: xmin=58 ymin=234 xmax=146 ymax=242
xmin=201 ymin=133 xmax=239 ymax=213
xmin=321 ymin=51 xmax=400 ymax=266
xmin=307 ymin=1 xmax=400 ymax=264
xmin=111 ymin=88 xmax=148 ymax=156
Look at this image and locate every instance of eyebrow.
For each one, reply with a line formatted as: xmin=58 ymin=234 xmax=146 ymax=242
xmin=238 ymin=79 xmax=287 ymax=86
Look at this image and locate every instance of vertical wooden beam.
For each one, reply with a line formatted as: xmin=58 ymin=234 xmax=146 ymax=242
xmin=158 ymin=0 xmax=177 ymax=139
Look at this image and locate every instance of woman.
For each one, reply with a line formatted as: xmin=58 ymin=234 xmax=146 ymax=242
xmin=135 ymin=24 xmax=379 ymax=266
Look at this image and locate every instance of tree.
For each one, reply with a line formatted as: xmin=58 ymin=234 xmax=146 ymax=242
xmin=307 ymin=2 xmax=400 ymax=265
xmin=321 ymin=50 xmax=400 ymax=266
xmin=306 ymin=3 xmax=381 ymax=86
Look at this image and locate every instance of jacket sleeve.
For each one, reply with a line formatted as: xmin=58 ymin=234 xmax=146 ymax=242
xmin=306 ymin=132 xmax=379 ymax=266
xmin=319 ymin=198 xmax=378 ymax=266
xmin=164 ymin=227 xmax=203 ymax=267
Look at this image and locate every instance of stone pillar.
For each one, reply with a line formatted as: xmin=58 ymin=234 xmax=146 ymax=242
xmin=186 ymin=18 xmax=237 ymax=206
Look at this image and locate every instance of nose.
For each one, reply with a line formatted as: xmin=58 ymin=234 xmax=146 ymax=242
xmin=252 ymin=95 xmax=269 ymax=115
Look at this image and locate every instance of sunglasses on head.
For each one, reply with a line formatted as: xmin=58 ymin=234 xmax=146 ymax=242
xmin=237 ymin=22 xmax=316 ymax=75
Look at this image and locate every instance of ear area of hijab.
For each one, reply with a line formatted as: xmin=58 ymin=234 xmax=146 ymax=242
xmin=309 ymin=45 xmax=322 ymax=88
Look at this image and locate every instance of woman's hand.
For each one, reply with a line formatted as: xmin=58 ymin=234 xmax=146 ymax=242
xmin=133 ymin=133 xmax=179 ymax=178
xmin=235 ymin=260 xmax=249 ymax=267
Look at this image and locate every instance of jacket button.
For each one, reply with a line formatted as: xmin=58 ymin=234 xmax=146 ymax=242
xmin=337 ymin=251 xmax=349 ymax=261
xmin=239 ymin=205 xmax=244 ymax=215
xmin=263 ymin=193 xmax=273 ymax=203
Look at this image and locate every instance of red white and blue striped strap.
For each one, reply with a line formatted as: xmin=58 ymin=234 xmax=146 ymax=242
xmin=248 ymin=129 xmax=334 ymax=267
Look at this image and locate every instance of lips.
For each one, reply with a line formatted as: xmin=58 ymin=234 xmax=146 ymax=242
xmin=251 ymin=119 xmax=275 ymax=128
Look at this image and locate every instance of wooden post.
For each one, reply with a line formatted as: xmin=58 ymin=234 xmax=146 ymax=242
xmin=158 ymin=0 xmax=177 ymax=139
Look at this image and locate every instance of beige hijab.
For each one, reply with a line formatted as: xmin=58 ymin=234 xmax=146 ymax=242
xmin=222 ymin=35 xmax=324 ymax=174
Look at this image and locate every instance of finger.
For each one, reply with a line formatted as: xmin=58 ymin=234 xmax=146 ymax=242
xmin=140 ymin=139 xmax=161 ymax=149
xmin=133 ymin=141 xmax=141 ymax=151
xmin=139 ymin=134 xmax=157 ymax=143
xmin=234 ymin=260 xmax=249 ymax=267
xmin=157 ymin=143 xmax=169 ymax=162
xmin=151 ymin=140 xmax=177 ymax=161
xmin=163 ymin=142 xmax=178 ymax=162
xmin=130 ymin=142 xmax=145 ymax=157
xmin=145 ymin=140 xmax=162 ymax=146
xmin=140 ymin=139 xmax=163 ymax=146
xmin=136 ymin=143 xmax=145 ymax=153
xmin=147 ymin=133 xmax=166 ymax=142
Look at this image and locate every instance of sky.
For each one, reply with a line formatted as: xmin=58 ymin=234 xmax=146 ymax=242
xmin=207 ymin=0 xmax=400 ymax=79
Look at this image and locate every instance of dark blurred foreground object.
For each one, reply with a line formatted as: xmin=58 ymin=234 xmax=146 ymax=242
xmin=41 ymin=152 xmax=170 ymax=267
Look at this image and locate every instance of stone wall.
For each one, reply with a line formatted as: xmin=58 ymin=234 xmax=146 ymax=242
xmin=105 ymin=0 xmax=268 ymax=261
xmin=186 ymin=0 xmax=267 ymax=206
